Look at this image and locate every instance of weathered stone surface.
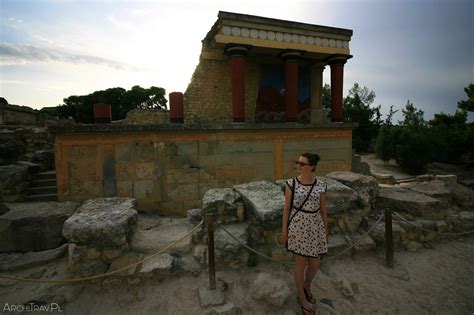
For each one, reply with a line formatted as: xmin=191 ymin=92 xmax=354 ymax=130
xmin=138 ymin=253 xmax=174 ymax=279
xmin=233 ymin=181 xmax=283 ymax=229
xmin=202 ymin=188 xmax=239 ymax=223
xmin=214 ymin=223 xmax=249 ymax=268
xmin=317 ymin=177 xmax=359 ymax=215
xmin=0 ymin=243 xmax=67 ymax=271
xmin=176 ymin=255 xmax=202 ymax=275
xmin=448 ymin=183 xmax=474 ymax=210
xmin=326 ymin=171 xmax=379 ymax=210
xmin=187 ymin=208 xmax=203 ymax=225
xmin=1 ymin=201 xmax=79 ymax=252
xmin=0 ymin=194 xmax=9 ymax=215
xmin=131 ymin=218 xmax=193 ymax=254
xmin=107 ymin=252 xmax=142 ymax=277
xmin=376 ymin=185 xmax=444 ymax=219
xmin=62 ymin=198 xmax=137 ymax=247
xmin=447 ymin=211 xmax=474 ymax=232
xmin=327 ymin=234 xmax=349 ymax=256
xmin=435 ymin=175 xmax=457 ymax=185
xmin=17 ymin=161 xmax=41 ymax=174
xmin=335 ymin=209 xmax=365 ymax=233
xmin=371 ymin=172 xmax=397 ymax=185
xmin=250 ymin=273 xmax=291 ymax=307
xmin=198 ymin=282 xmax=226 ymax=307
xmin=0 ymin=164 xmax=29 ymax=202
xmin=30 ymin=149 xmax=55 ymax=170
xmin=368 ymin=221 xmax=404 ymax=246
xmin=208 ymin=302 xmax=242 ymax=315
xmin=350 ymin=233 xmax=376 ymax=253
xmin=399 ymin=180 xmax=452 ymax=208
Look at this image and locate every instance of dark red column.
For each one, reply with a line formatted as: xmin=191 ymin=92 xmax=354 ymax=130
xmin=93 ymin=103 xmax=112 ymax=123
xmin=169 ymin=92 xmax=184 ymax=123
xmin=226 ymin=45 xmax=249 ymax=123
xmin=281 ymin=51 xmax=301 ymax=122
xmin=328 ymin=57 xmax=348 ymax=122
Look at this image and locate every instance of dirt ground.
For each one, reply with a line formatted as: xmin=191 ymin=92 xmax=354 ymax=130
xmin=1 ymin=234 xmax=473 ymax=315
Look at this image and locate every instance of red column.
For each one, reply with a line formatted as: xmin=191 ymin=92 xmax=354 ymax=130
xmin=169 ymin=92 xmax=184 ymax=123
xmin=226 ymin=45 xmax=249 ymax=123
xmin=328 ymin=57 xmax=348 ymax=122
xmin=93 ymin=103 xmax=112 ymax=123
xmin=281 ymin=51 xmax=301 ymax=122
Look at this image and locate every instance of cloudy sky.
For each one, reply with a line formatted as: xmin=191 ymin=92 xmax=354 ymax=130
xmin=0 ymin=0 xmax=473 ymax=122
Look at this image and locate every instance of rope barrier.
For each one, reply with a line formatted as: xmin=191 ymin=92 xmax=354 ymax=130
xmin=216 ymin=213 xmax=385 ymax=265
xmin=0 ymin=221 xmax=203 ymax=284
xmin=392 ymin=211 xmax=474 ymax=236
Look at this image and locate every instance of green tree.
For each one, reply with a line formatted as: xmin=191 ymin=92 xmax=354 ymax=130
xmin=57 ymin=85 xmax=167 ymax=123
xmin=429 ymin=111 xmax=467 ymax=127
xmin=374 ymin=125 xmax=394 ymax=162
xmin=322 ymin=83 xmax=331 ymax=118
xmin=342 ymin=83 xmax=381 ymax=152
xmin=457 ymin=83 xmax=474 ymax=112
xmin=399 ymin=100 xmax=425 ymax=129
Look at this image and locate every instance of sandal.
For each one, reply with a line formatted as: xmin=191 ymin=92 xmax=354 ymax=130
xmin=297 ymin=297 xmax=314 ymax=315
xmin=304 ymin=287 xmax=316 ymax=304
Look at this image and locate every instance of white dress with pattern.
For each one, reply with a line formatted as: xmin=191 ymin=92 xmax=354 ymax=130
xmin=286 ymin=177 xmax=328 ymax=258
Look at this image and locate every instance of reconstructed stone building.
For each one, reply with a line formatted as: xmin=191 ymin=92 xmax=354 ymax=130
xmin=53 ymin=12 xmax=355 ymax=215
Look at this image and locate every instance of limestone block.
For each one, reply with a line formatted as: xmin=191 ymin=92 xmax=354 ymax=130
xmin=233 ymin=181 xmax=283 ymax=229
xmin=1 ymin=201 xmax=79 ymax=252
xmin=138 ymin=253 xmax=174 ymax=279
xmin=250 ymin=273 xmax=291 ymax=307
xmin=0 ymin=165 xmax=29 ymax=201
xmin=107 ymin=252 xmax=142 ymax=277
xmin=326 ymin=171 xmax=379 ymax=211
xmin=135 ymin=162 xmax=156 ymax=179
xmin=130 ymin=218 xmax=193 ymax=254
xmin=133 ymin=180 xmax=153 ymax=199
xmin=214 ymin=223 xmax=249 ymax=268
xmin=0 ymin=244 xmax=67 ymax=271
xmin=117 ymin=181 xmax=133 ymax=197
xmin=202 ymin=187 xmax=238 ymax=222
xmin=376 ymin=186 xmax=445 ymax=219
xmin=62 ymin=198 xmax=137 ymax=247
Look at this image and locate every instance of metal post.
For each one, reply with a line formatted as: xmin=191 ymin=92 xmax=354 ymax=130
xmin=385 ymin=208 xmax=394 ymax=268
xmin=207 ymin=213 xmax=216 ymax=290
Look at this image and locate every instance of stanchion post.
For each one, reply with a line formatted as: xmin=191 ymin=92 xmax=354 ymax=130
xmin=385 ymin=208 xmax=394 ymax=268
xmin=207 ymin=213 xmax=216 ymax=290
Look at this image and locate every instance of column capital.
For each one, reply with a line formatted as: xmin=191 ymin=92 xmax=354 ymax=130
xmin=224 ymin=44 xmax=252 ymax=57
xmin=280 ymin=49 xmax=305 ymax=62
xmin=326 ymin=54 xmax=353 ymax=66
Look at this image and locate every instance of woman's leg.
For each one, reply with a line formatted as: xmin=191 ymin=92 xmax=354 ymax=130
xmin=304 ymin=257 xmax=320 ymax=296
xmin=294 ymin=255 xmax=312 ymax=311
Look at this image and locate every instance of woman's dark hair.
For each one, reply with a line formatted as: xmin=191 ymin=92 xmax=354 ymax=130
xmin=301 ymin=152 xmax=320 ymax=172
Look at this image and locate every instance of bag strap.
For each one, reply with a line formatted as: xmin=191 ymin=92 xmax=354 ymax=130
xmin=287 ymin=178 xmax=316 ymax=228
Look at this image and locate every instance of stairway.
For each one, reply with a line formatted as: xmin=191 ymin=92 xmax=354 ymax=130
xmin=27 ymin=170 xmax=58 ymax=201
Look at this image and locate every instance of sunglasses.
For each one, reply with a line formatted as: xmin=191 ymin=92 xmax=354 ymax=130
xmin=294 ymin=161 xmax=311 ymax=166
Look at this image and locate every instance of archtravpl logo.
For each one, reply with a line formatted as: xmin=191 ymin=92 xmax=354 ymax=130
xmin=3 ymin=302 xmax=63 ymax=312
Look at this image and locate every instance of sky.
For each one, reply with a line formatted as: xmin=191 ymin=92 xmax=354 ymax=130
xmin=0 ymin=0 xmax=473 ymax=123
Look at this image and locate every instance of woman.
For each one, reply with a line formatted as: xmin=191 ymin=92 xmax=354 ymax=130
xmin=281 ymin=153 xmax=328 ymax=315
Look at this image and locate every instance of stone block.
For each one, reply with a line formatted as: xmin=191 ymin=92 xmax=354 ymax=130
xmin=115 ymin=144 xmax=132 ymax=162
xmin=134 ymin=142 xmax=155 ymax=162
xmin=167 ymin=168 xmax=199 ymax=184
xmin=69 ymin=160 xmax=98 ymax=180
xmin=115 ymin=162 xmax=135 ymax=180
xmin=117 ymin=181 xmax=133 ymax=197
xmin=133 ymin=180 xmax=153 ymax=199
xmin=135 ymin=162 xmax=156 ymax=179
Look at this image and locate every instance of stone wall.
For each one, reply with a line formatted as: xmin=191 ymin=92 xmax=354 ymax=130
xmin=54 ymin=125 xmax=353 ymax=215
xmin=0 ymin=104 xmax=38 ymax=125
xmin=120 ymin=108 xmax=170 ymax=125
xmin=184 ymin=46 xmax=260 ymax=125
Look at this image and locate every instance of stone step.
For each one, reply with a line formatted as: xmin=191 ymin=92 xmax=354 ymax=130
xmin=26 ymin=194 xmax=58 ymax=202
xmin=30 ymin=178 xmax=57 ymax=188
xmin=27 ymin=186 xmax=57 ymax=196
xmin=35 ymin=171 xmax=56 ymax=180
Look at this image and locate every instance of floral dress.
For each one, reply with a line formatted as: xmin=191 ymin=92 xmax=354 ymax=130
xmin=286 ymin=177 xmax=328 ymax=258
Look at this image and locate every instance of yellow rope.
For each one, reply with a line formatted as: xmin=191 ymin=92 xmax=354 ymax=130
xmin=0 ymin=221 xmax=203 ymax=284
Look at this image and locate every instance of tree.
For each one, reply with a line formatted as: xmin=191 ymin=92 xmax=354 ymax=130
xmin=342 ymin=83 xmax=381 ymax=152
xmin=429 ymin=111 xmax=467 ymax=127
xmin=322 ymin=83 xmax=331 ymax=118
xmin=374 ymin=125 xmax=394 ymax=162
xmin=57 ymin=85 xmax=167 ymax=123
xmin=457 ymin=84 xmax=474 ymax=112
xmin=399 ymin=100 xmax=425 ymax=129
